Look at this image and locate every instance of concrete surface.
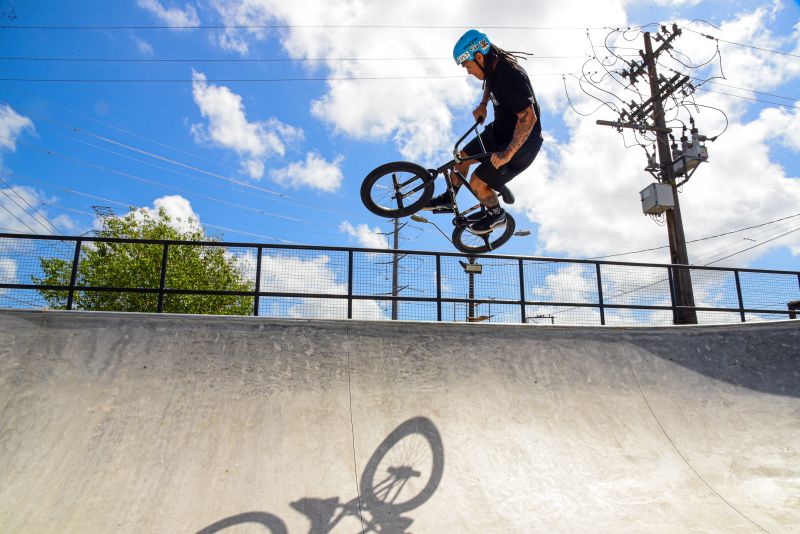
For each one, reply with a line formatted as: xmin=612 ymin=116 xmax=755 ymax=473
xmin=0 ymin=309 xmax=798 ymax=533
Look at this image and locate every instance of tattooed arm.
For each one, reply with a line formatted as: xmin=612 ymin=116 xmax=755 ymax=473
xmin=491 ymin=105 xmax=538 ymax=168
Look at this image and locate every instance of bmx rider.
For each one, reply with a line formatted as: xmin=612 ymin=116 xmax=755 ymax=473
xmin=425 ymin=29 xmax=544 ymax=235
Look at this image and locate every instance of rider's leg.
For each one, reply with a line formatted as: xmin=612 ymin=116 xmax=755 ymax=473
xmin=468 ymin=171 xmax=506 ymax=234
xmin=425 ymin=152 xmax=475 ymax=210
xmin=469 ymin=173 xmax=500 ymax=207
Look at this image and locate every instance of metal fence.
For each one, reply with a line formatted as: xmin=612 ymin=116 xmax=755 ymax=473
xmin=1 ymin=232 xmax=799 ymax=326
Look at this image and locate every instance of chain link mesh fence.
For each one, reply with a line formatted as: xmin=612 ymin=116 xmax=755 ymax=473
xmin=2 ymin=234 xmax=798 ymax=326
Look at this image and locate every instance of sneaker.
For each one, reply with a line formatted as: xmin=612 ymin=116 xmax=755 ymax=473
xmin=422 ymin=192 xmax=454 ymax=211
xmin=469 ymin=208 xmax=506 ymax=235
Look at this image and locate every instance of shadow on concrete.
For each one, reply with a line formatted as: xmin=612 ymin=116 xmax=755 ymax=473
xmin=196 ymin=511 xmax=288 ymax=533
xmin=623 ymin=323 xmax=800 ymax=398
xmin=196 ymin=416 xmax=444 ymax=534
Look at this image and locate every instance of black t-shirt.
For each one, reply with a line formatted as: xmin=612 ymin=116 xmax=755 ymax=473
xmin=487 ymin=56 xmax=542 ymax=147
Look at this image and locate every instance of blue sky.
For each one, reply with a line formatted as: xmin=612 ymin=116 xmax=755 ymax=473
xmin=1 ymin=0 xmax=799 ymax=272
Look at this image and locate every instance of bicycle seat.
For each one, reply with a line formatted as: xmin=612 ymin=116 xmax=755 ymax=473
xmin=497 ymin=185 xmax=515 ymax=205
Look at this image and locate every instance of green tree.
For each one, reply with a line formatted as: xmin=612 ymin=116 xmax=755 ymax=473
xmin=34 ymin=207 xmax=255 ymax=315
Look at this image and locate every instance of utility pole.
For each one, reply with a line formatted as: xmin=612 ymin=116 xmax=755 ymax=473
xmin=377 ymin=219 xmax=407 ymax=320
xmin=597 ymin=24 xmax=698 ymax=324
xmin=391 ymin=217 xmax=400 ymax=320
xmin=642 ymin=31 xmax=697 ymax=325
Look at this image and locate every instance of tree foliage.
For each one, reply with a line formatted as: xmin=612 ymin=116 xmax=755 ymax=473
xmin=34 ymin=208 xmax=254 ymax=315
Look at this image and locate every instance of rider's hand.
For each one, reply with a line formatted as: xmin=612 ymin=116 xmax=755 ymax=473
xmin=491 ymin=150 xmax=513 ymax=169
xmin=472 ymin=103 xmax=487 ymax=124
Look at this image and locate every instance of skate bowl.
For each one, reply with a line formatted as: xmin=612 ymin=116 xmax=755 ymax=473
xmin=0 ymin=309 xmax=798 ymax=533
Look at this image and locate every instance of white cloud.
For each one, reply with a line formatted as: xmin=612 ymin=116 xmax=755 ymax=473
xmin=0 ymin=104 xmax=35 ymax=152
xmin=339 ymin=221 xmax=387 ymax=249
xmin=203 ymin=1 xmax=800 ymax=266
xmin=208 ymin=0 xmax=630 ymax=162
xmin=0 ymin=258 xmax=17 ymax=285
xmin=136 ymin=0 xmax=200 ymax=27
xmin=758 ymin=106 xmax=800 ymax=152
xmin=649 ymin=0 xmax=701 ymax=5
xmin=511 ymin=2 xmax=800 ymax=267
xmin=251 ymin=252 xmax=386 ymax=319
xmin=143 ymin=195 xmax=203 ymax=233
xmin=132 ymin=35 xmax=155 ymax=56
xmin=270 ymin=152 xmax=344 ymax=192
xmin=190 ymin=70 xmax=304 ymax=179
xmin=0 ymin=185 xmax=73 ymax=235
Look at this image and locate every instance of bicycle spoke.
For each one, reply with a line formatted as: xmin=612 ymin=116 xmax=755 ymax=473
xmin=391 ymin=173 xmax=405 ymax=210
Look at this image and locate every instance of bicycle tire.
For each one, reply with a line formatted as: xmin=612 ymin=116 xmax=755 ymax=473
xmin=359 ymin=416 xmax=444 ymax=514
xmin=452 ymin=212 xmax=516 ymax=254
xmin=360 ymin=162 xmax=435 ymax=218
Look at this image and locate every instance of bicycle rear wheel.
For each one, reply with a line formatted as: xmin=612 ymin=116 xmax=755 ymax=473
xmin=452 ymin=213 xmax=516 ymax=254
xmin=361 ymin=162 xmax=435 ymax=218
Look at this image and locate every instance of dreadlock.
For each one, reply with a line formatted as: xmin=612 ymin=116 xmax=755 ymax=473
xmin=482 ymin=45 xmax=534 ymax=90
xmin=491 ymin=45 xmax=534 ymax=66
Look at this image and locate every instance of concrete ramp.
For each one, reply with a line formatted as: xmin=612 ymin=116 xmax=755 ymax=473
xmin=0 ymin=310 xmax=798 ymax=533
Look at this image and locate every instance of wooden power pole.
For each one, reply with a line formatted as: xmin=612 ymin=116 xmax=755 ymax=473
xmin=597 ymin=24 xmax=698 ymax=324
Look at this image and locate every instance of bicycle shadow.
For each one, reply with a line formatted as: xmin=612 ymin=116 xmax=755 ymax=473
xmin=197 ymin=512 xmax=288 ymax=534
xmin=196 ymin=416 xmax=444 ymax=534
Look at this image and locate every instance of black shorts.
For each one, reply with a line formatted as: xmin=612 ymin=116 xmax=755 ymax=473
xmin=461 ymin=123 xmax=543 ymax=190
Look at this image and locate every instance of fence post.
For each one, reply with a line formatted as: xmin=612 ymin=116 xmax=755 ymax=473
xmin=436 ymin=254 xmax=442 ymax=322
xmin=66 ymin=238 xmax=82 ymax=311
xmin=347 ymin=250 xmax=354 ymax=319
xmin=667 ymin=266 xmax=677 ymax=324
xmin=253 ymin=246 xmax=263 ymax=317
xmin=595 ymin=263 xmax=606 ymax=326
xmin=157 ymin=243 xmax=169 ymax=313
xmin=518 ymin=259 xmax=526 ymax=324
xmin=734 ymin=270 xmax=746 ymax=323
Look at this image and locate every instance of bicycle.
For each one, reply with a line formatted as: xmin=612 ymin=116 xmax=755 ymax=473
xmin=360 ymin=122 xmax=519 ymax=254
xmin=196 ymin=416 xmax=444 ymax=534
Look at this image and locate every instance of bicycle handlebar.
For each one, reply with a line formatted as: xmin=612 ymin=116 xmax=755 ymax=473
xmin=453 ymin=121 xmax=494 ymax=163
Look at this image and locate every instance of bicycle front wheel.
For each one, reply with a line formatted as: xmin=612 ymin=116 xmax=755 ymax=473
xmin=360 ymin=162 xmax=435 ymax=218
xmin=452 ymin=213 xmax=516 ymax=254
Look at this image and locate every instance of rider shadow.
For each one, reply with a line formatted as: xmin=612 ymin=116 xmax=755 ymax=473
xmin=196 ymin=416 xmax=444 ymax=534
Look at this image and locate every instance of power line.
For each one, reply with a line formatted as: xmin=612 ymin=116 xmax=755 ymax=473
xmin=694 ymin=87 xmax=800 ymax=110
xmin=589 ymin=212 xmax=800 ymax=260
xmin=0 ymin=55 xmax=596 ymax=62
xmin=0 ymin=175 xmax=62 ymax=234
xmin=0 ymin=133 xmax=310 ymax=224
xmin=11 ymin=172 xmax=363 ymax=244
xmin=0 ymin=194 xmax=42 ymax=234
xmin=0 ymin=23 xmax=612 ymax=31
xmin=703 ymin=225 xmax=800 ymax=266
xmin=0 ymin=73 xmax=573 ymax=83
xmin=681 ymin=26 xmax=800 ymax=60
xmin=22 ymin=111 xmax=360 ymax=219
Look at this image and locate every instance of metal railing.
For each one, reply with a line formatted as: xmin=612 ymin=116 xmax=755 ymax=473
xmin=1 ymin=232 xmax=799 ymax=325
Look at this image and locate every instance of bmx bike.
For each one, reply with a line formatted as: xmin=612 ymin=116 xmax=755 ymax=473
xmin=360 ymin=122 xmax=518 ymax=254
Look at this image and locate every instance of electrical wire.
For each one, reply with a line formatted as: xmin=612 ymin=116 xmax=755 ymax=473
xmin=0 ymin=194 xmax=42 ymax=234
xmin=0 ymin=175 xmax=62 ymax=234
xmin=0 ymin=133 xmax=310 ymax=224
xmin=586 ymin=212 xmax=800 ymax=260
xmin=16 ymin=172 xmax=382 ymax=244
xmin=0 ymin=73 xmax=575 ymax=83
xmin=0 ymin=55 xmax=598 ymax=62
xmin=0 ymin=23 xmax=621 ymax=31
xmin=681 ymin=26 xmax=800 ymax=60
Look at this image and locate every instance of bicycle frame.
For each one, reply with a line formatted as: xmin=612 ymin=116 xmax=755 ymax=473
xmin=429 ymin=122 xmax=494 ymax=225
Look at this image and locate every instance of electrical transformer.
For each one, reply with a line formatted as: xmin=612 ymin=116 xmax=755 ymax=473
xmin=640 ymin=183 xmax=674 ymax=215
